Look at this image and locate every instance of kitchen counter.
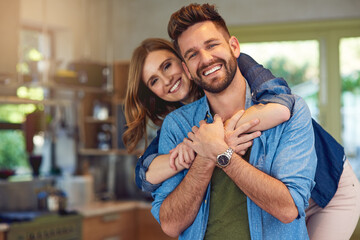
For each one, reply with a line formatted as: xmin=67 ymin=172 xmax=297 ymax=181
xmin=76 ymin=200 xmax=151 ymax=217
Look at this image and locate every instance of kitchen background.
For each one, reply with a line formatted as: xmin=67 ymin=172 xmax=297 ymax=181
xmin=0 ymin=0 xmax=359 ymax=239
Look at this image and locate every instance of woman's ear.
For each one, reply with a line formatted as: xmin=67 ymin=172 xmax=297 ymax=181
xmin=229 ymin=36 xmax=241 ymax=58
xmin=182 ymin=61 xmax=192 ymax=80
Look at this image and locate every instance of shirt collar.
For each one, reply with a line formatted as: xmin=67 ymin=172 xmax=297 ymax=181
xmin=197 ymin=79 xmax=252 ymax=123
xmin=195 ymin=95 xmax=213 ymax=124
xmin=245 ymin=79 xmax=253 ymax=110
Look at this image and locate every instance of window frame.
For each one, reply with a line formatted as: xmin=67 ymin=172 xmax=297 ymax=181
xmin=229 ymin=19 xmax=360 ymax=143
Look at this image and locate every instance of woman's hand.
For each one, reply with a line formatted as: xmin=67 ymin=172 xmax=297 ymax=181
xmin=224 ymin=110 xmax=262 ymax=155
xmin=169 ymin=142 xmax=196 ymax=171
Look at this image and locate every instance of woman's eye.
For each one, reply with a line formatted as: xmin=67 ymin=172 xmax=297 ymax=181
xmin=150 ymin=78 xmax=158 ymax=86
xmin=164 ymin=62 xmax=171 ymax=71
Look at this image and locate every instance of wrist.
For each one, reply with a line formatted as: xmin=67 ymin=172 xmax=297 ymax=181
xmin=213 ymin=143 xmax=229 ymax=162
xmin=216 ymin=147 xmax=234 ymax=168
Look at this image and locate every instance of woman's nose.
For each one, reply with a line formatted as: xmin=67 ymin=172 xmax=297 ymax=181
xmin=163 ymin=74 xmax=173 ymax=86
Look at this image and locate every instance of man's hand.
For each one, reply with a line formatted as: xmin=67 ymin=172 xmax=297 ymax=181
xmin=184 ymin=114 xmax=228 ymax=162
xmin=224 ymin=110 xmax=261 ymax=155
xmin=169 ymin=142 xmax=196 ymax=170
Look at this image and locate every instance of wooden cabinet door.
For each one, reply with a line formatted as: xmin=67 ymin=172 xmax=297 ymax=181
xmin=136 ymin=208 xmax=176 ymax=240
xmin=82 ymin=210 xmax=136 ymax=240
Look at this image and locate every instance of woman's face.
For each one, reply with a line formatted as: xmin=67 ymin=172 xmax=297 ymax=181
xmin=142 ymin=50 xmax=191 ymax=103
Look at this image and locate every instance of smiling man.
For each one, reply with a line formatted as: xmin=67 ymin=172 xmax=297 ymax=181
xmin=150 ymin=3 xmax=317 ymax=240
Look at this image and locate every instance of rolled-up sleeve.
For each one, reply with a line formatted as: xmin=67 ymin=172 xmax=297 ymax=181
xmin=134 ymin=130 xmax=162 ymax=191
xmin=150 ymin=115 xmax=187 ymax=223
xmin=270 ymin=96 xmax=317 ymax=217
xmin=252 ymin=78 xmax=295 ymax=115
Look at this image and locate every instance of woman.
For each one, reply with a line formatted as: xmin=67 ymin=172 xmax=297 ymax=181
xmin=123 ymin=38 xmax=360 ymax=239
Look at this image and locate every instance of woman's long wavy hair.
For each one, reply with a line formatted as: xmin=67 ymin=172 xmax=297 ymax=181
xmin=123 ymin=38 xmax=203 ymax=153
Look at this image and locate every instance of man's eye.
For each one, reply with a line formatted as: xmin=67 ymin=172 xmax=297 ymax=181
xmin=188 ymin=52 xmax=197 ymax=60
xmin=208 ymin=44 xmax=217 ymax=49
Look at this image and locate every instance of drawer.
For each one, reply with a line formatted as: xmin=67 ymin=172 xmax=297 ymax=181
xmin=83 ymin=210 xmax=136 ymax=240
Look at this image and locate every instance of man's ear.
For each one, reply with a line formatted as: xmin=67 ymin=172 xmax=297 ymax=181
xmin=229 ymin=36 xmax=241 ymax=58
xmin=182 ymin=61 xmax=192 ymax=80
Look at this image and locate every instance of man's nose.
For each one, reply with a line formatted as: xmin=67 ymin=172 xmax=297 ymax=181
xmin=199 ymin=49 xmax=213 ymax=63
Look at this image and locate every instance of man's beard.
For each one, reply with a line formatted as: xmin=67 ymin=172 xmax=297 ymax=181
xmin=191 ymin=55 xmax=237 ymax=94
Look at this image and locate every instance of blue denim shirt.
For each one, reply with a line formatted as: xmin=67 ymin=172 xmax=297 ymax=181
xmin=151 ymin=83 xmax=317 ymax=240
xmin=134 ymin=53 xmax=295 ymax=192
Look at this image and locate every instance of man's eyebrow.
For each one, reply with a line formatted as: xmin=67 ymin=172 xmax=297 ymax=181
xmin=204 ymin=38 xmax=218 ymax=45
xmin=183 ymin=47 xmax=196 ymax=60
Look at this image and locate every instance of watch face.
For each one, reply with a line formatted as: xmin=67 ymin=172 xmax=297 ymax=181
xmin=217 ymin=155 xmax=229 ymax=166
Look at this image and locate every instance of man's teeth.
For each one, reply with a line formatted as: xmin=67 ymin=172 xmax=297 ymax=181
xmin=170 ymin=80 xmax=180 ymax=92
xmin=204 ymin=66 xmax=221 ymax=76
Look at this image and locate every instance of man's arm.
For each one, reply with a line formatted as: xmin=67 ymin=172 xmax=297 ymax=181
xmin=186 ymin=102 xmax=316 ymax=223
xmin=151 ymin=114 xmax=213 ymax=238
xmin=159 ymin=155 xmax=214 ymax=237
xmin=223 ymin=154 xmax=298 ymax=223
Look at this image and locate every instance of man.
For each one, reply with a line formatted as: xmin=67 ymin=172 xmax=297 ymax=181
xmin=151 ymin=3 xmax=317 ymax=239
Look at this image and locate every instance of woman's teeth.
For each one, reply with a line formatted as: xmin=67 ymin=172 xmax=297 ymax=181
xmin=204 ymin=65 xmax=221 ymax=76
xmin=170 ymin=80 xmax=180 ymax=93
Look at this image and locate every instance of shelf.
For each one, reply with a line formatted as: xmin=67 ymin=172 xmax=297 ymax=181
xmin=0 ymin=122 xmax=22 ymax=130
xmin=1 ymin=79 xmax=112 ymax=94
xmin=84 ymin=116 xmax=115 ymax=124
xmin=0 ymin=96 xmax=72 ymax=106
xmin=78 ymin=148 xmax=139 ymax=156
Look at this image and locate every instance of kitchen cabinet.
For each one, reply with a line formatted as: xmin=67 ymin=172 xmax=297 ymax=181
xmin=136 ymin=208 xmax=176 ymax=240
xmin=80 ymin=202 xmax=175 ymax=240
xmin=82 ymin=209 xmax=136 ymax=240
xmin=78 ymin=61 xmax=129 ymax=156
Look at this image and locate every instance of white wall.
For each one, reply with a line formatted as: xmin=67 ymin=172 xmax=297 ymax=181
xmin=112 ymin=0 xmax=360 ymax=60
xmin=18 ymin=0 xmax=360 ymax=62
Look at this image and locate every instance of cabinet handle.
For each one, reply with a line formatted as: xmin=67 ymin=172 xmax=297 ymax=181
xmin=102 ymin=213 xmax=120 ymax=222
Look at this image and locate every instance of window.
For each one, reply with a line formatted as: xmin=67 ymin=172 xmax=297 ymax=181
xmin=241 ymin=40 xmax=319 ymax=120
xmin=0 ymin=27 xmax=51 ymax=179
xmin=340 ymin=37 xmax=360 ymax=177
xmin=230 ymin=19 xmax=360 ymax=178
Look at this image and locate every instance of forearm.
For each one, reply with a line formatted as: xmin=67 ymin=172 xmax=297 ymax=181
xmin=159 ymin=156 xmax=215 ymax=237
xmin=223 ymin=154 xmax=298 ymax=223
xmin=146 ymin=154 xmax=181 ymax=185
xmin=241 ymin=103 xmax=290 ymax=132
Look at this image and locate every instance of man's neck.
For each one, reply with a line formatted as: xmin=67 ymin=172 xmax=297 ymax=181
xmin=206 ymin=68 xmax=246 ymax=121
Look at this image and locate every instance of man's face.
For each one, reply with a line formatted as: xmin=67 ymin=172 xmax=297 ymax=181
xmin=178 ymin=21 xmax=239 ymax=94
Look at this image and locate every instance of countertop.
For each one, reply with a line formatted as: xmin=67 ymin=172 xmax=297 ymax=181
xmin=76 ymin=200 xmax=151 ymax=217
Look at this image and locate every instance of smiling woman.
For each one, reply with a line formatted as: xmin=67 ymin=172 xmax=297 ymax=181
xmin=142 ymin=50 xmax=192 ymax=104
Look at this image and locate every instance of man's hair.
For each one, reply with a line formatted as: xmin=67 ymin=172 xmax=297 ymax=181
xmin=168 ymin=3 xmax=230 ymax=55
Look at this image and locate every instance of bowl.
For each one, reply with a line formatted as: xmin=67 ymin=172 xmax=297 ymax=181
xmin=0 ymin=169 xmax=15 ymax=180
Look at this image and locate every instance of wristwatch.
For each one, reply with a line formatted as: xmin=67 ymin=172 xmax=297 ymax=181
xmin=216 ymin=148 xmax=234 ymax=168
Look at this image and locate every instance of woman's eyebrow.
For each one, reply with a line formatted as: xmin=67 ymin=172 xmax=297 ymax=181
xmin=158 ymin=57 xmax=172 ymax=71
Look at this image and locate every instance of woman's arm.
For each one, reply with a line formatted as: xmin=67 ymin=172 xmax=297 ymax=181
xmin=236 ymin=103 xmax=290 ymax=132
xmin=146 ymin=154 xmax=179 ymax=185
xmin=238 ymin=53 xmax=295 ymax=114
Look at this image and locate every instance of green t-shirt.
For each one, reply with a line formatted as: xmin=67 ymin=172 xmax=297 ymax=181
xmin=204 ymin=152 xmax=251 ymax=240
